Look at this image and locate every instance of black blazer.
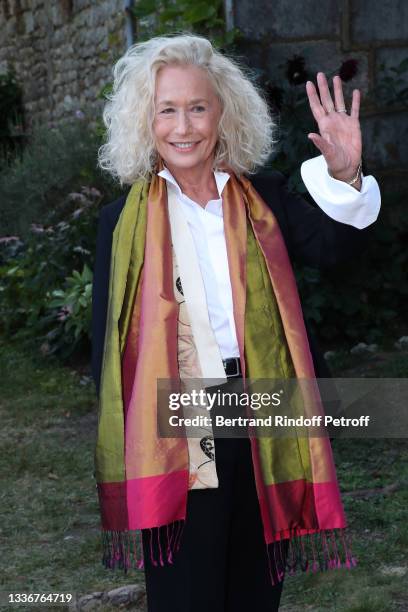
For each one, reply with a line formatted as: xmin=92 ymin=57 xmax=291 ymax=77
xmin=91 ymin=172 xmax=373 ymax=397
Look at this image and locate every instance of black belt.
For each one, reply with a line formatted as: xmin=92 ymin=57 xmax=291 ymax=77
xmin=222 ymin=357 xmax=242 ymax=378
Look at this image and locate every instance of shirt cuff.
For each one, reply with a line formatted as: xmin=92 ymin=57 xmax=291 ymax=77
xmin=300 ymin=155 xmax=381 ymax=229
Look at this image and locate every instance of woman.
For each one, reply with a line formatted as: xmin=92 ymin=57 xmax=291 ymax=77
xmin=92 ymin=34 xmax=380 ymax=611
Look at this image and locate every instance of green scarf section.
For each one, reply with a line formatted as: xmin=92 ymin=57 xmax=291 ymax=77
xmin=95 ymin=180 xmax=148 ymax=483
xmin=245 ymin=220 xmax=312 ymax=485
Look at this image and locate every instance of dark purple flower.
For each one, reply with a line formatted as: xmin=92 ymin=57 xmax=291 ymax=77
xmin=339 ymin=59 xmax=359 ymax=82
xmin=286 ymin=55 xmax=308 ymax=85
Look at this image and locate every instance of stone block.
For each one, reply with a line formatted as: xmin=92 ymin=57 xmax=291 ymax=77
xmin=75 ymin=0 xmax=91 ymax=10
xmin=51 ymin=4 xmax=64 ymax=27
xmin=32 ymin=37 xmax=46 ymax=52
xmin=32 ymin=63 xmax=47 ymax=78
xmin=6 ymin=16 xmax=17 ymax=37
xmin=86 ymin=7 xmax=98 ymax=28
xmin=109 ymin=0 xmax=123 ymax=12
xmin=351 ymin=0 xmax=408 ymax=43
xmin=83 ymin=75 xmax=92 ymax=89
xmin=23 ymin=11 xmax=35 ymax=34
xmin=81 ymin=46 xmax=93 ymax=60
xmin=376 ymin=46 xmax=408 ymax=88
xmin=73 ymin=9 xmax=87 ymax=27
xmin=93 ymin=25 xmax=106 ymax=43
xmin=35 ymin=9 xmax=48 ymax=30
xmin=38 ymin=97 xmax=48 ymax=110
xmin=99 ymin=1 xmax=113 ymax=21
xmin=29 ymin=0 xmax=44 ymax=10
xmin=52 ymin=27 xmax=65 ymax=46
xmin=97 ymin=37 xmax=109 ymax=52
xmin=93 ymin=65 xmax=107 ymax=81
xmin=361 ymin=111 xmax=408 ymax=169
xmin=234 ymin=0 xmax=340 ymax=40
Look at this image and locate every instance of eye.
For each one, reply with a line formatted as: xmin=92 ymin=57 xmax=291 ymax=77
xmin=160 ymin=107 xmax=175 ymax=114
xmin=192 ymin=105 xmax=206 ymax=112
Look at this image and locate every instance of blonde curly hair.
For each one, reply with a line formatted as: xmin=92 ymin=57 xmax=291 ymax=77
xmin=97 ymin=33 xmax=275 ymax=186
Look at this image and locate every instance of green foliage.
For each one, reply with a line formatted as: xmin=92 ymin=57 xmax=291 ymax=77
xmin=0 ymin=187 xmax=102 ymax=357
xmin=254 ymin=53 xmax=407 ymax=345
xmin=0 ymin=108 xmax=124 ymax=361
xmin=43 ymin=264 xmax=93 ymax=358
xmin=294 ymin=194 xmax=408 ymax=345
xmin=131 ymin=0 xmax=240 ymax=47
xmin=0 ymin=70 xmax=25 ymax=167
xmin=297 ymin=202 xmax=408 ymax=345
xmin=0 ymin=114 xmax=120 ymax=238
xmin=376 ymin=57 xmax=408 ymax=108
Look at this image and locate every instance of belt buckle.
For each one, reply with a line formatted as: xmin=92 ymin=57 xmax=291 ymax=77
xmin=224 ymin=357 xmax=240 ymax=378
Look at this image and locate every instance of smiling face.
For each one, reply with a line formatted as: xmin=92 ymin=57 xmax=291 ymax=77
xmin=152 ymin=64 xmax=222 ymax=176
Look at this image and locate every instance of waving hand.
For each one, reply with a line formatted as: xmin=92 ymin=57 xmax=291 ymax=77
xmin=306 ymin=73 xmax=362 ymax=187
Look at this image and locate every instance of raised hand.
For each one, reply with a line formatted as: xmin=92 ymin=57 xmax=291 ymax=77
xmin=306 ymin=73 xmax=362 ymax=187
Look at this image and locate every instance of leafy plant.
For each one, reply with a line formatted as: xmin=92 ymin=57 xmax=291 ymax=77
xmin=375 ymin=57 xmax=408 ymax=108
xmin=0 ymin=187 xmax=102 ymax=351
xmin=130 ymin=0 xmax=239 ymax=48
xmin=0 ymin=113 xmax=121 ymax=238
xmin=294 ymin=194 xmax=408 ymax=346
xmin=42 ymin=264 xmax=93 ymax=358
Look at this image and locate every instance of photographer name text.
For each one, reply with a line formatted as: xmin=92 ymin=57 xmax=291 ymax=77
xmin=167 ymin=415 xmax=370 ymax=428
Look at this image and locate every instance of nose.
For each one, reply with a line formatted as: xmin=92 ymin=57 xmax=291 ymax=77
xmin=174 ymin=109 xmax=191 ymax=135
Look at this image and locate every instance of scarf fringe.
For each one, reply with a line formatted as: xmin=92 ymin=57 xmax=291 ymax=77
xmin=101 ymin=523 xmax=356 ymax=586
xmin=101 ymin=519 xmax=186 ymax=572
xmin=266 ymin=527 xmax=358 ymax=585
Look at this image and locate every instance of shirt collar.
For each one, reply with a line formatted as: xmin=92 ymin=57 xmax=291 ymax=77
xmin=157 ymin=167 xmax=230 ymax=216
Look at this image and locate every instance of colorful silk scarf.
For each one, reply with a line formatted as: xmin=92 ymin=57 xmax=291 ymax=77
xmin=95 ymin=172 xmax=356 ymax=583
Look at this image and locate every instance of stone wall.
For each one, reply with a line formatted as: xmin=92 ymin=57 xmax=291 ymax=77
xmin=0 ymin=0 xmax=126 ymax=125
xmin=234 ymin=0 xmax=408 ymax=177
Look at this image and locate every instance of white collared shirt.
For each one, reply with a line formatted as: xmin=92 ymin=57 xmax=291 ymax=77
xmin=158 ymin=155 xmax=381 ymax=359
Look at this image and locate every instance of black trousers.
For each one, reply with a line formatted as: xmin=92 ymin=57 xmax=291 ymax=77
xmin=142 ymin=436 xmax=285 ymax=612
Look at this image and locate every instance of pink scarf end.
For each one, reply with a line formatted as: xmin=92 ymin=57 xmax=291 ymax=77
xmin=101 ymin=519 xmax=186 ymax=572
xmin=265 ymin=528 xmax=358 ymax=585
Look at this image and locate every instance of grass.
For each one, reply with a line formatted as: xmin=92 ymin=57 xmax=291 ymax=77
xmin=0 ymin=340 xmax=144 ymax=611
xmin=0 ymin=339 xmax=407 ymax=611
xmin=280 ymin=348 xmax=408 ymax=611
xmin=280 ymin=436 xmax=408 ymax=612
